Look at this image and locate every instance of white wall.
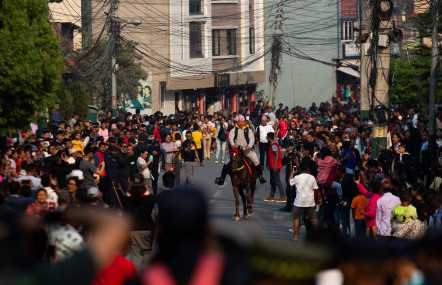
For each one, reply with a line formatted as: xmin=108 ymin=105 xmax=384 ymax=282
xmin=170 ymin=0 xmax=213 ymax=77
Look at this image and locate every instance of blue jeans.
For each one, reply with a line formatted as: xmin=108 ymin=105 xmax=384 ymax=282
xmin=269 ymin=168 xmax=285 ymax=198
xmin=334 ymin=203 xmax=350 ymax=236
xmin=215 ymin=138 xmax=227 ymax=162
xmin=354 ymin=219 xmax=366 ymax=238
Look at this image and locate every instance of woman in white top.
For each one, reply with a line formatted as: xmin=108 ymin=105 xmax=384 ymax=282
xmin=137 ymin=149 xmax=153 ymax=193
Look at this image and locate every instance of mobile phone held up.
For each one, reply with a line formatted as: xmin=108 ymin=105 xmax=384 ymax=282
xmin=149 ymin=155 xmax=154 ymax=160
xmin=354 ymin=169 xmax=360 ymax=178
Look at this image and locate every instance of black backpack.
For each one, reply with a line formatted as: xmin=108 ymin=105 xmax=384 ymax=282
xmin=217 ymin=124 xmax=227 ymax=141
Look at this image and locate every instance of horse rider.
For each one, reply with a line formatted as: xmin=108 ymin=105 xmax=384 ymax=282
xmin=215 ymin=115 xmax=267 ymax=185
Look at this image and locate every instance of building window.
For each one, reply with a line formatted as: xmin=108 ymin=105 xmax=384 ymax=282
xmin=190 ymin=22 xmax=203 ymax=58
xmin=212 ymin=29 xmax=220 ymax=56
xmin=189 ymin=0 xmax=202 ymax=15
xmin=160 ymin=83 xmax=166 ymax=109
xmin=249 ymin=27 xmax=255 ymax=54
xmin=227 ymin=29 xmax=236 ymax=55
xmin=340 ymin=21 xmax=353 ymax=41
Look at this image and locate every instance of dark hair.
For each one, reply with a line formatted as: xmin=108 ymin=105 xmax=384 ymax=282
xmin=342 ymin=140 xmax=351 ymax=150
xmin=140 ymin=149 xmax=148 ymax=155
xmin=9 ymin=181 xmax=20 ymax=195
xmin=174 ymin=133 xmax=182 ymax=141
xmin=399 ymin=190 xmax=412 ymax=203
xmin=20 ymin=186 xmax=32 ymax=198
xmin=35 ymin=188 xmax=47 ymax=197
xmin=163 ymin=171 xmax=175 ymax=189
xmin=41 ymin=174 xmax=51 ymax=187
xmin=67 ymin=177 xmax=82 ymax=188
xmin=370 ymin=182 xmax=381 ymax=194
xmin=84 ymin=146 xmax=94 ymax=156
xmin=435 ymin=191 xmax=442 ymax=205
xmin=366 ymin=159 xmax=378 ymax=169
xmin=266 ymin=132 xmax=275 ymax=140
xmin=319 ymin=147 xmax=331 ymax=158
xmin=299 ymin=161 xmax=309 ymax=172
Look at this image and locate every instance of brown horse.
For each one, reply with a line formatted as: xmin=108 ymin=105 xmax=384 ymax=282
xmin=230 ymin=149 xmax=257 ymax=221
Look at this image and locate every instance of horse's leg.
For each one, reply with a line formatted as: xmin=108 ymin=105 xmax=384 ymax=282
xmin=238 ymin=186 xmax=247 ymax=217
xmin=247 ymin=178 xmax=257 ymax=218
xmin=232 ymin=184 xmax=241 ymax=222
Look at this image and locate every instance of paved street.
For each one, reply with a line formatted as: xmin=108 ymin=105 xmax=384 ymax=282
xmin=159 ymin=154 xmax=308 ymax=245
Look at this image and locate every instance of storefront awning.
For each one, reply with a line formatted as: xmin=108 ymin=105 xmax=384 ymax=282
xmin=337 ymin=67 xmax=360 ymax=78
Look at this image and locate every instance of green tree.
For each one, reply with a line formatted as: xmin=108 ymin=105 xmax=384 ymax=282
xmin=68 ymin=81 xmax=89 ymax=120
xmin=71 ymin=38 xmax=147 ymax=114
xmin=0 ymin=0 xmax=64 ymax=129
xmin=56 ymin=82 xmax=74 ymax=123
xmin=389 ymin=45 xmax=442 ymax=113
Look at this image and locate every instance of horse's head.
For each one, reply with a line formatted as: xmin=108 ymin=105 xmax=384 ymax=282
xmin=230 ymin=148 xmax=245 ymax=172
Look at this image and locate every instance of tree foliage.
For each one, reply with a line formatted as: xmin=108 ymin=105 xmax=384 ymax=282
xmin=0 ymin=0 xmax=64 ymax=129
xmin=389 ymin=45 xmax=442 ymax=113
xmin=68 ymin=81 xmax=89 ymax=120
xmin=71 ymin=38 xmax=147 ymax=114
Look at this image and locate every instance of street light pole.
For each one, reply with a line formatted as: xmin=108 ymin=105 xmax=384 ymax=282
xmin=108 ymin=0 xmax=140 ymax=118
xmin=110 ymin=0 xmax=117 ymax=118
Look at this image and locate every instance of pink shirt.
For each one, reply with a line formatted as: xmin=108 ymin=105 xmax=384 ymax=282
xmin=98 ymin=128 xmax=109 ymax=142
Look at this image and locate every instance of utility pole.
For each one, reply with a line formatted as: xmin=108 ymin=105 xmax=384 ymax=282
xmin=359 ymin=0 xmax=372 ymax=121
xmin=429 ymin=0 xmax=439 ymax=162
xmin=268 ymin=0 xmax=282 ymax=108
xmin=110 ymin=0 xmax=118 ymax=118
xmin=362 ymin=0 xmax=393 ymax=159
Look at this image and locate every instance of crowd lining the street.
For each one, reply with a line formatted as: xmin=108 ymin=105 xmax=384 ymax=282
xmin=1 ymin=97 xmax=442 ymax=285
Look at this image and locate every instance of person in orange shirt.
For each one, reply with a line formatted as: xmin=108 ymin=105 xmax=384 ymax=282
xmin=351 ymin=193 xmax=367 ymax=238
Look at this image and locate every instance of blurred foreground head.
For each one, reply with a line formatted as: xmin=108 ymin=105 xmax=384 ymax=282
xmin=156 ymin=187 xmax=208 ymax=245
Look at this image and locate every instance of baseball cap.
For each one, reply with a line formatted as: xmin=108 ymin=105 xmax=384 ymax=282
xmin=70 ymin=170 xmax=84 ymax=180
xmin=87 ymin=187 xmax=101 ymax=198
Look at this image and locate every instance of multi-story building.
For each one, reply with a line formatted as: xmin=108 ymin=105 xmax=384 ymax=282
xmin=48 ymin=0 xmax=82 ymax=54
xmin=89 ymin=0 xmax=265 ymax=115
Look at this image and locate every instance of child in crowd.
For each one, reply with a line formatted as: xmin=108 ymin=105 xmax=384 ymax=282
xmin=391 ymin=190 xmax=420 ymax=239
xmin=351 ymin=191 xmax=367 ymax=238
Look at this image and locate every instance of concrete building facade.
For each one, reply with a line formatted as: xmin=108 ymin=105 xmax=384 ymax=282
xmin=90 ymin=0 xmax=265 ymax=115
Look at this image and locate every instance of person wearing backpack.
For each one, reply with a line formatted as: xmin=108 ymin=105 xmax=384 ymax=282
xmin=214 ymin=117 xmax=228 ymax=164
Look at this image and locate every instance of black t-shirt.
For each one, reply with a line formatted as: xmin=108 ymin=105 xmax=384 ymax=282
xmin=182 ymin=140 xmax=197 ymax=162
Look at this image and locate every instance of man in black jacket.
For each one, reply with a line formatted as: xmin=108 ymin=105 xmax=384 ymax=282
xmin=117 ymin=141 xmax=130 ymax=193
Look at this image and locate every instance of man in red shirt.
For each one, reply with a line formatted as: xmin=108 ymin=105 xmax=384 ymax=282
xmin=264 ymin=132 xmax=286 ymax=203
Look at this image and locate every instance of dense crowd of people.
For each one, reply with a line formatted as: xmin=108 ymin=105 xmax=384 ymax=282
xmin=0 ymin=98 xmax=442 ymax=284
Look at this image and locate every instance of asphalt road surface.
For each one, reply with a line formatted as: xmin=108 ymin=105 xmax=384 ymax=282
xmin=158 ymin=155 xmax=309 ymax=245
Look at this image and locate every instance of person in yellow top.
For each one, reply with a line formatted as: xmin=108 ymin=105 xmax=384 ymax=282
xmin=71 ymin=131 xmax=89 ymax=155
xmin=192 ymin=124 xmax=204 ymax=165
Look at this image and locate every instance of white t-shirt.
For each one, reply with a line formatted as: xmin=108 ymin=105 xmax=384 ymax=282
xmin=290 ymin=173 xmax=318 ymax=207
xmin=258 ymin=125 xmax=274 ymax=143
xmin=137 ymin=157 xmax=151 ymax=179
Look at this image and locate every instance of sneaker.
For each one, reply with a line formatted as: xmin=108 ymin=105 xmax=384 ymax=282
xmin=264 ymin=196 xmax=274 ymax=202
xmin=214 ymin=160 xmax=219 ymax=164
xmin=275 ymin=197 xmax=287 ymax=203
xmin=289 ymin=229 xmax=294 ymax=233
xmin=221 ymin=160 xmax=225 ymax=164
